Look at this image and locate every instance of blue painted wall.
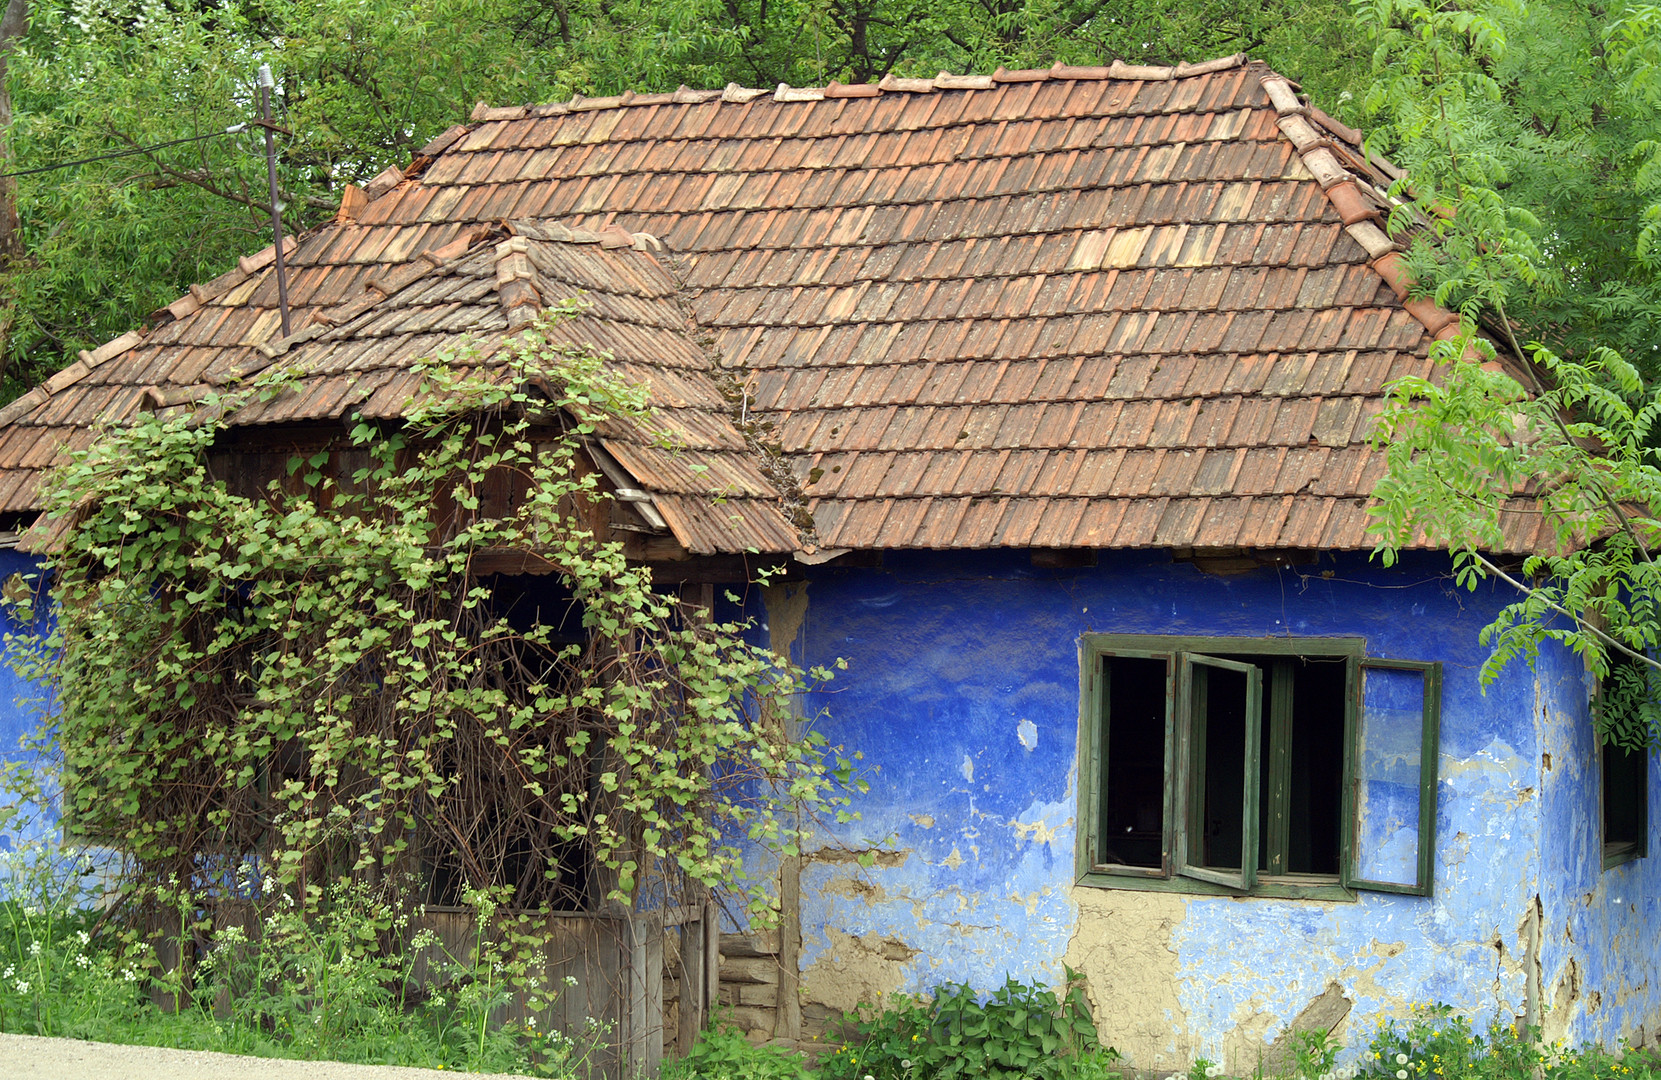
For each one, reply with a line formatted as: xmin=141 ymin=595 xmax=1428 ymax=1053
xmin=0 ymin=549 xmax=52 ymax=852
xmin=764 ymin=549 xmax=1644 ymax=1071
xmin=1535 ymin=634 xmax=1661 ymax=1048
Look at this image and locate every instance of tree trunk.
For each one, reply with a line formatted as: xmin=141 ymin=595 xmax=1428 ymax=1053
xmin=0 ymin=0 xmax=27 ymax=263
xmin=0 ymin=0 xmax=29 ymax=387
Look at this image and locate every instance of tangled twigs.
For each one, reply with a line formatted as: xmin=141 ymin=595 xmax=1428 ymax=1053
xmin=12 ymin=307 xmax=863 ymax=932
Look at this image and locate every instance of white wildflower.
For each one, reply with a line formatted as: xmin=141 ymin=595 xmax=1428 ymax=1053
xmin=27 ymin=941 xmax=40 ymax=957
xmin=1206 ymin=1067 xmax=1222 ymax=1079
xmin=76 ymin=930 xmax=89 ymax=946
xmin=1397 ymin=1071 xmax=1408 ymax=1079
xmin=14 ymin=979 xmax=28 ymax=993
xmin=1396 ymin=1055 xmax=1409 ymax=1066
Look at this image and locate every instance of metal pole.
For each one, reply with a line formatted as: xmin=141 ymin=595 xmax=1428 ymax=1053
xmin=257 ymin=64 xmax=292 ymax=338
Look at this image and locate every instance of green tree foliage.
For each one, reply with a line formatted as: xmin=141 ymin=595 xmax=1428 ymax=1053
xmin=12 ymin=309 xmax=860 ymax=921
xmin=1358 ymin=0 xmax=1661 ymax=747
xmin=0 ymin=0 xmax=1364 ymax=396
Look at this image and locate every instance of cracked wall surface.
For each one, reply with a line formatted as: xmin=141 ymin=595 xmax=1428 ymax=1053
xmin=1535 ymin=640 xmax=1661 ymax=1049
xmin=758 ymin=549 xmax=1654 ymax=1071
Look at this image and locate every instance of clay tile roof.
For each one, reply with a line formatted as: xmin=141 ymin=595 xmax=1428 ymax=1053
xmin=0 ymin=219 xmax=796 ymax=556
xmin=1 ymin=54 xmax=1522 ymax=555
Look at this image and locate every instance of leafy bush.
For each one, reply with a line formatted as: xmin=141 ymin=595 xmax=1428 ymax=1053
xmin=663 ymin=1024 xmax=813 ymax=1080
xmin=15 ymin=307 xmax=857 ymax=927
xmin=1359 ymin=1005 xmax=1659 ymax=1080
xmin=818 ymin=970 xmax=1121 ymax=1080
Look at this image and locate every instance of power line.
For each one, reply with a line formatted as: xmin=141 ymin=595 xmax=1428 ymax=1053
xmin=0 ymin=123 xmax=250 ymax=179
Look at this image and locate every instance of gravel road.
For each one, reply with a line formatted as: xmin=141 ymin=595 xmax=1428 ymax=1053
xmin=0 ymin=1033 xmax=531 ymax=1079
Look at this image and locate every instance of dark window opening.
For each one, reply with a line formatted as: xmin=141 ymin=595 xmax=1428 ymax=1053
xmin=1282 ymin=656 xmax=1346 ymax=875
xmin=1604 ymin=741 xmax=1647 ymax=863
xmin=1100 ymin=655 xmax=1167 ymax=869
xmin=1595 ymin=656 xmax=1650 ymax=868
xmin=421 ymin=575 xmax=596 ymax=910
xmin=1150 ymin=653 xmax=1346 ymax=879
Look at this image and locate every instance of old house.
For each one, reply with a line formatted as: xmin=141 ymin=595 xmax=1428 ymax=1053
xmin=0 ymin=54 xmax=1654 ymax=1071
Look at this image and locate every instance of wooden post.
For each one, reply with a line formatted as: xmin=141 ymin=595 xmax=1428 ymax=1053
xmin=773 ymin=856 xmax=802 ymax=1040
xmin=625 ymin=910 xmax=665 ymax=1076
xmin=703 ymin=898 xmax=720 ymax=1032
xmin=678 ymin=907 xmax=706 ymax=1054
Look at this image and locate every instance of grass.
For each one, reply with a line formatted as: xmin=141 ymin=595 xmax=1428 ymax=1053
xmin=0 ymin=840 xmax=594 ymax=1076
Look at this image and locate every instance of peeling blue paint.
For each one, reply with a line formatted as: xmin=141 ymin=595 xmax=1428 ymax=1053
xmin=769 ymin=549 xmax=1649 ymax=1069
xmin=0 ymin=549 xmax=53 ymax=852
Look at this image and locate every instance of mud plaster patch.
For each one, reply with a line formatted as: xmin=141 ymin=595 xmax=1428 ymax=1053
xmin=1064 ymin=886 xmax=1193 ymax=1069
xmin=1012 ymin=817 xmax=1060 ymax=848
xmin=802 ymin=927 xmax=919 ymax=1013
xmin=763 ymin=582 xmax=810 ymax=660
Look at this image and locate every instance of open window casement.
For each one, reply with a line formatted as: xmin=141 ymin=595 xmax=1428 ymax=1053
xmin=1079 ymin=635 xmax=1444 ymax=899
xmin=1342 ymin=659 xmax=1441 ymax=895
xmin=1175 ymin=654 xmax=1262 ymax=892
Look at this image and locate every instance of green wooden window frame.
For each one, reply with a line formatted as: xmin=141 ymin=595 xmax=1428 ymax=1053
xmin=1075 ymin=634 xmax=1442 ymax=899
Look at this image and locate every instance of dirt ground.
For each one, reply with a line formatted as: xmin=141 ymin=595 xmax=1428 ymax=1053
xmin=0 ymin=1032 xmax=531 ymax=1079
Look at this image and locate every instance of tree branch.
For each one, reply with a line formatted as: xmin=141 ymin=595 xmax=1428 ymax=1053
xmin=1473 ymin=549 xmax=1661 ymax=674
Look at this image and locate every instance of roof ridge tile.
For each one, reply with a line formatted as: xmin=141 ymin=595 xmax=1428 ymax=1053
xmin=362 ymin=165 xmax=405 ymax=201
xmin=1048 ymin=63 xmax=1111 ymax=80
xmin=1258 ymin=68 xmax=1481 ymax=353
xmin=723 ymin=83 xmax=769 ymax=103
xmin=775 ymin=83 xmax=825 ymax=102
xmin=825 ymin=81 xmax=881 ymax=98
xmin=447 ymin=54 xmax=1255 ymax=142
xmin=1108 ymin=60 xmax=1175 ymax=81
xmin=878 ymin=73 xmax=936 ymax=93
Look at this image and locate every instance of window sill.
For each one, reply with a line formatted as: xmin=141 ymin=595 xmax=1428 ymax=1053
xmin=1602 ymin=842 xmax=1644 ymax=871
xmin=1076 ymin=867 xmax=1357 ymax=902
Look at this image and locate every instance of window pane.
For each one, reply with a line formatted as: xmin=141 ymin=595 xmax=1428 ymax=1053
xmin=1176 ymin=653 xmax=1260 ymax=891
xmin=1101 ymin=656 xmax=1169 ymax=869
xmin=1353 ymin=665 xmax=1430 ymax=888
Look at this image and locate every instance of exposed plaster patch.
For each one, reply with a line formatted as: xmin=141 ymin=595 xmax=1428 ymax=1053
xmin=1012 ymin=817 xmax=1060 ymax=848
xmin=1064 ymin=886 xmax=1194 ymax=1069
xmin=809 ymin=848 xmax=910 ymax=867
xmin=762 ymin=582 xmax=810 ymax=661
xmin=802 ymin=928 xmax=917 ymax=1013
xmin=1018 ymin=718 xmax=1039 ymax=750
xmin=1543 ymin=958 xmax=1582 ymax=1045
xmin=1261 ymin=983 xmax=1352 ymax=1075
xmin=909 ymin=814 xmax=935 ymax=829
xmin=941 ymin=846 xmax=965 ymax=870
xmin=959 ymin=754 xmax=975 ymax=782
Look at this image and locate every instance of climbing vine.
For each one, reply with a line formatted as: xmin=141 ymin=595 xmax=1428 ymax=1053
xmin=11 ymin=307 xmax=859 ymax=923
